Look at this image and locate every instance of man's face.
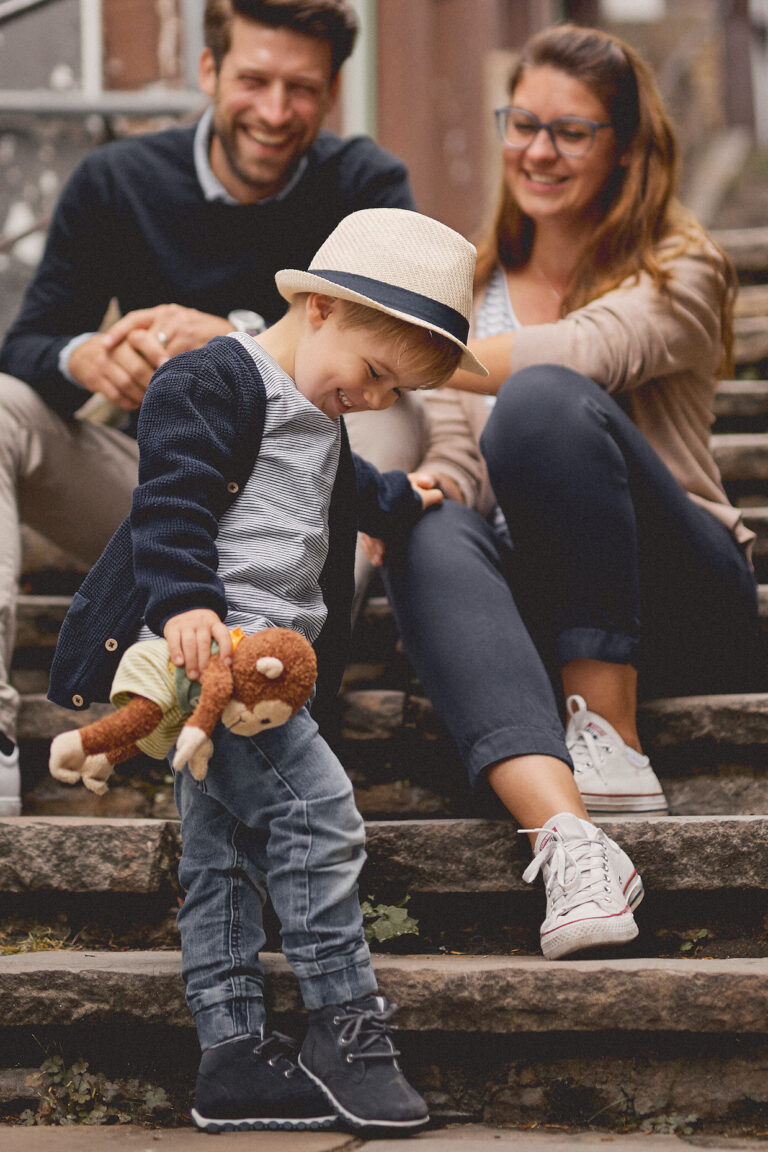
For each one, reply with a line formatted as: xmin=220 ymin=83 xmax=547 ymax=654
xmin=199 ymin=17 xmax=338 ymax=204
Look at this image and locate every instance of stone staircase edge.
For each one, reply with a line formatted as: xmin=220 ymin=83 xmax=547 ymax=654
xmin=2 ymin=950 xmax=768 ymax=1035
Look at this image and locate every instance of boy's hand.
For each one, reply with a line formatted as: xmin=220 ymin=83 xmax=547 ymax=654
xmin=410 ymin=470 xmax=464 ymax=505
xmin=163 ymin=609 xmax=232 ymax=680
xmin=409 ymin=471 xmax=446 ymax=509
xmin=361 ymin=472 xmax=447 ymax=568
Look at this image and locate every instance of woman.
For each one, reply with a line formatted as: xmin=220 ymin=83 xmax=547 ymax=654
xmin=346 ymin=24 xmax=759 ymax=961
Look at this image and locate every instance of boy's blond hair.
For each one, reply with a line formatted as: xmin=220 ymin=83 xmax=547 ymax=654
xmin=333 ymin=298 xmax=461 ymax=388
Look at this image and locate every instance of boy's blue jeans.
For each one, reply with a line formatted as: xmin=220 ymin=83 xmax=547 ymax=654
xmin=173 ymin=706 xmax=376 ymax=1050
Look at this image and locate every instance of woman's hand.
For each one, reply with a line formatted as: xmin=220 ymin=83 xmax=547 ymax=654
xmin=360 ymin=532 xmax=386 ymax=567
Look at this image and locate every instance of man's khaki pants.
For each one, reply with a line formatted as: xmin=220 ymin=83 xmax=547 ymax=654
xmin=0 ymin=374 xmax=139 ymax=741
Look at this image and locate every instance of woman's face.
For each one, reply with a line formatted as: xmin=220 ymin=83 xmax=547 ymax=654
xmin=504 ymin=64 xmax=623 ymax=229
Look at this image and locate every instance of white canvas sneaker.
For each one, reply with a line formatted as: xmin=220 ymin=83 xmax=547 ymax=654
xmin=566 ymin=695 xmax=668 ymax=815
xmin=0 ymin=743 xmax=21 ymax=816
xmin=521 ymin=812 xmax=644 ymax=960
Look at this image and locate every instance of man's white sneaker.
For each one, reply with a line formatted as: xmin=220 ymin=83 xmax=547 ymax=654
xmin=0 ymin=743 xmax=21 ymax=816
xmin=521 ymin=812 xmax=644 ymax=960
xmin=565 ymin=695 xmax=668 ymax=815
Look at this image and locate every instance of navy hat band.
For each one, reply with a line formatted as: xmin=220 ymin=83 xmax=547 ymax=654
xmin=309 ymin=270 xmax=470 ymax=345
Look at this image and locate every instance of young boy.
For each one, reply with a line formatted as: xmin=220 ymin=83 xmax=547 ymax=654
xmin=47 ymin=208 xmax=487 ymax=1133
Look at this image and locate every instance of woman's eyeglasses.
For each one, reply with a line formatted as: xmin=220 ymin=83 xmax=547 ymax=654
xmin=495 ymin=106 xmax=613 ymax=158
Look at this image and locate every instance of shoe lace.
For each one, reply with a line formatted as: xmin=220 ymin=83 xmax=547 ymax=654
xmin=254 ymin=1031 xmax=300 ymax=1077
xmin=332 ymin=1000 xmax=401 ymax=1063
xmin=520 ymin=827 xmax=614 ymax=917
xmin=567 ymin=721 xmax=612 ymax=778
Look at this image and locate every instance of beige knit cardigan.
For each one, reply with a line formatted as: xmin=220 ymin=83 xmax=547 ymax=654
xmin=420 ymin=238 xmax=754 ymax=555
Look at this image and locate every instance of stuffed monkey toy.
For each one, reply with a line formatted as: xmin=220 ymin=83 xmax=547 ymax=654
xmin=49 ymin=627 xmax=317 ymax=794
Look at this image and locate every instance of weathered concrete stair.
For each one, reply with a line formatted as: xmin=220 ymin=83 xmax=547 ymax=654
xmin=3 ymin=814 xmax=768 ymax=895
xmin=2 ymin=814 xmax=768 ymax=1127
xmin=6 ymin=948 xmax=768 ymax=1127
xmin=716 ymin=228 xmax=768 ymax=365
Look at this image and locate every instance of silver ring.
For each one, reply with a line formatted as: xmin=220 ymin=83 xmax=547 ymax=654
xmin=156 ymin=331 xmax=168 ymax=347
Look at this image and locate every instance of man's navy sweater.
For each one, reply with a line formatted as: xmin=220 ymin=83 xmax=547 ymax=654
xmin=0 ymin=122 xmax=414 ymax=419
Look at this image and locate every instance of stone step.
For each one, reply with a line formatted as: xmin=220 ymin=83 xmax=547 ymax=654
xmin=746 ymin=508 xmax=768 ymax=558
xmin=711 ymin=432 xmax=768 ymax=482
xmin=0 ymin=814 xmax=765 ymax=897
xmin=15 ymin=642 xmax=768 ymax=805
xmin=713 ymin=225 xmax=768 ymax=274
xmin=2 ymin=813 xmax=765 ymax=961
xmin=734 ymin=283 xmax=768 ymax=318
xmin=639 ymin=691 xmax=768 ymax=748
xmin=15 ymin=595 xmax=71 ymax=648
xmin=17 ymin=694 xmax=112 ymax=741
xmin=2 ymin=948 xmax=767 ymax=1035
xmin=713 ymin=377 xmax=768 ymax=419
xmin=2 ymin=949 xmax=768 ymax=1128
xmin=734 ymin=317 xmax=768 ymax=366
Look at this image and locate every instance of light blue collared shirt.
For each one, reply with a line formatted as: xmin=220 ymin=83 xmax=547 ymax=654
xmin=192 ymin=106 xmax=309 ymax=205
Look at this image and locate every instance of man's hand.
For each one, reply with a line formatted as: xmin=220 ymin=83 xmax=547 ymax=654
xmin=163 ymin=609 xmax=232 ymax=681
xmin=103 ymin=304 xmax=235 ymax=366
xmin=69 ymin=305 xmax=235 ymax=410
xmin=68 ymin=331 xmax=156 ymax=410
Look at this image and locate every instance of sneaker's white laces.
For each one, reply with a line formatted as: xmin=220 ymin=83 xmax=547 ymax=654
xmin=519 ymin=828 xmax=614 ymax=916
xmin=567 ymin=722 xmax=611 ymax=776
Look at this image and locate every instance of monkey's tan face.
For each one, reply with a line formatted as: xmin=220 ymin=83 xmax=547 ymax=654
xmin=221 ymin=697 xmax=293 ymax=735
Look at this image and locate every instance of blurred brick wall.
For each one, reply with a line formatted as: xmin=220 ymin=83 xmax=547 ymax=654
xmin=104 ymin=0 xmax=182 ymax=89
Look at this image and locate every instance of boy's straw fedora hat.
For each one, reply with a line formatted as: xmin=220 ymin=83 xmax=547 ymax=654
xmin=275 ymin=208 xmax=488 ymax=376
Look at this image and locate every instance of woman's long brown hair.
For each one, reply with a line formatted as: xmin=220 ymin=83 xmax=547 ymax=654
xmin=475 ymin=23 xmax=736 ymax=371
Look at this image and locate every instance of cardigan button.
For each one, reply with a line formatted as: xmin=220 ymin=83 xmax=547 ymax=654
xmin=72 ymin=694 xmax=84 ymax=708
xmin=226 ymin=480 xmax=239 ymax=494
xmin=105 ymin=638 xmax=118 ymax=652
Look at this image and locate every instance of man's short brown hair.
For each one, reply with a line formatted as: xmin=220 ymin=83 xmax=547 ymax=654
xmin=204 ymin=0 xmax=358 ymax=80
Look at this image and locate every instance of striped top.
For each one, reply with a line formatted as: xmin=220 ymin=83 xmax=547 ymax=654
xmin=474 ymin=265 xmax=521 ymax=341
xmin=476 ymin=267 xmax=521 ymax=539
xmin=476 ymin=265 xmax=521 ymax=415
xmin=139 ymin=333 xmax=341 ymax=645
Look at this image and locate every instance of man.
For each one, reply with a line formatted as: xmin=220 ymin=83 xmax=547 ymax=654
xmin=0 ymin=0 xmax=415 ymax=814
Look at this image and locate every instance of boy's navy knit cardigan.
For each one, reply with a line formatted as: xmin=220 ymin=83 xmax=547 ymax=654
xmin=48 ymin=336 xmax=422 ymax=721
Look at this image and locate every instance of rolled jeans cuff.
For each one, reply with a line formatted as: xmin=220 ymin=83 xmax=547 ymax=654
xmin=469 ymin=723 xmax=573 ymax=790
xmin=556 ymin=626 xmax=638 ymax=667
xmin=190 ymin=978 xmax=266 ymax=1050
xmin=292 ymin=944 xmax=377 ymax=1010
